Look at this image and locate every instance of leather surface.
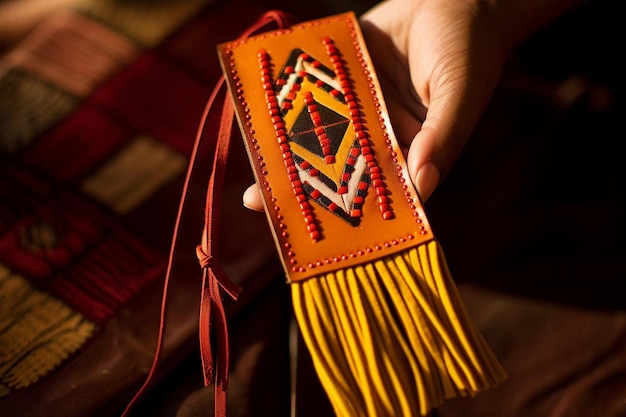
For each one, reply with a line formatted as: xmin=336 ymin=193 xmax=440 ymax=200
xmin=219 ymin=13 xmax=432 ymax=282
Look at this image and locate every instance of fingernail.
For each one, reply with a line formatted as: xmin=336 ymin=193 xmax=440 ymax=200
xmin=242 ymin=186 xmax=256 ymax=210
xmin=242 ymin=185 xmax=264 ymax=212
xmin=415 ymin=162 xmax=440 ymax=202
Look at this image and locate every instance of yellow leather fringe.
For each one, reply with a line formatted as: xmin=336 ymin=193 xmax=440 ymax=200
xmin=292 ymin=240 xmax=506 ymax=417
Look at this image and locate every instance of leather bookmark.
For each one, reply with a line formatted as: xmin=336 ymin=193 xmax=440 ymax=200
xmin=218 ymin=11 xmax=506 ymax=417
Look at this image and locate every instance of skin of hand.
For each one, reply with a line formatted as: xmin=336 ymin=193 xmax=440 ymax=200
xmin=242 ymin=0 xmax=587 ymax=211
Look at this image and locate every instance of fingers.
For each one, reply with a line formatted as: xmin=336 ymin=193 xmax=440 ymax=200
xmin=242 ymin=183 xmax=264 ymax=212
xmin=415 ymin=161 xmax=441 ymax=203
xmin=406 ymin=91 xmax=473 ymax=202
xmin=407 ymin=125 xmax=444 ymax=203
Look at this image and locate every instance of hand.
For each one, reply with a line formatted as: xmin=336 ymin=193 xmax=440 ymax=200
xmin=359 ymin=0 xmax=512 ymax=202
xmin=242 ymin=0 xmax=586 ymax=211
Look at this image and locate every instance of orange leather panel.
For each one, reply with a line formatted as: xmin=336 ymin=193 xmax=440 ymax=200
xmin=218 ymin=12 xmax=433 ymax=282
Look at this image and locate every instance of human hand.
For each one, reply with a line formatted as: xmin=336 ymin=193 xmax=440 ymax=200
xmin=242 ymin=0 xmax=585 ymax=211
xmin=357 ymin=0 xmax=510 ymax=203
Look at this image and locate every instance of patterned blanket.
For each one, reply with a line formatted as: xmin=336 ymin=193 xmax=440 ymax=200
xmin=0 ymin=0 xmax=287 ymax=415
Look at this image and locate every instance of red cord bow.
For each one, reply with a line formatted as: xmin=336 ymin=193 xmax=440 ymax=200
xmin=196 ymin=82 xmax=241 ymax=417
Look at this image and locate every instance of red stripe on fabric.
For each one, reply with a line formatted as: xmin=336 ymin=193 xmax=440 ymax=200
xmin=90 ymin=53 xmax=210 ymax=156
xmin=49 ymin=278 xmax=115 ymax=323
xmin=69 ymin=260 xmax=131 ymax=304
xmin=0 ymin=184 xmax=166 ymax=324
xmin=0 ymin=200 xmax=101 ymax=282
xmin=50 ymin=227 xmax=166 ymax=325
xmin=22 ymin=106 xmax=133 ymax=183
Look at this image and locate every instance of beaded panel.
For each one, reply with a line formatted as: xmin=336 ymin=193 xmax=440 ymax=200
xmin=219 ymin=12 xmax=433 ymax=282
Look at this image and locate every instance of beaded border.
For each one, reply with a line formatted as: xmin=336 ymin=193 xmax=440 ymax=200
xmin=222 ymin=15 xmax=429 ymax=276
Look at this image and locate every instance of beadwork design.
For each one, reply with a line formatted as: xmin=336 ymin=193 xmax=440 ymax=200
xmin=220 ymin=13 xmax=432 ymax=279
xmin=258 ymin=43 xmax=395 ymax=240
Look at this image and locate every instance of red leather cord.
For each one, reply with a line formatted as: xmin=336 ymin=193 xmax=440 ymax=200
xmin=121 ymin=10 xmax=291 ymax=417
xmin=196 ymin=88 xmax=240 ymax=417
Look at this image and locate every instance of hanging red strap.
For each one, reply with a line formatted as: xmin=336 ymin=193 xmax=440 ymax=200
xmin=196 ymin=84 xmax=240 ymax=417
xmin=121 ymin=10 xmax=291 ymax=417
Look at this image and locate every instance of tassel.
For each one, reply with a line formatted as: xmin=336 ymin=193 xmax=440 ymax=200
xmin=217 ymin=11 xmax=507 ymax=417
xmin=292 ymin=241 xmax=506 ymax=416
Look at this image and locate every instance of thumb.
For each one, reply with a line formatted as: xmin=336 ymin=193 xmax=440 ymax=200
xmin=242 ymin=183 xmax=264 ymax=212
xmin=406 ymin=85 xmax=482 ymax=202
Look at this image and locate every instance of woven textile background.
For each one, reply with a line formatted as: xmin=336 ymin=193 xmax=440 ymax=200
xmin=0 ymin=0 xmax=287 ymax=414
